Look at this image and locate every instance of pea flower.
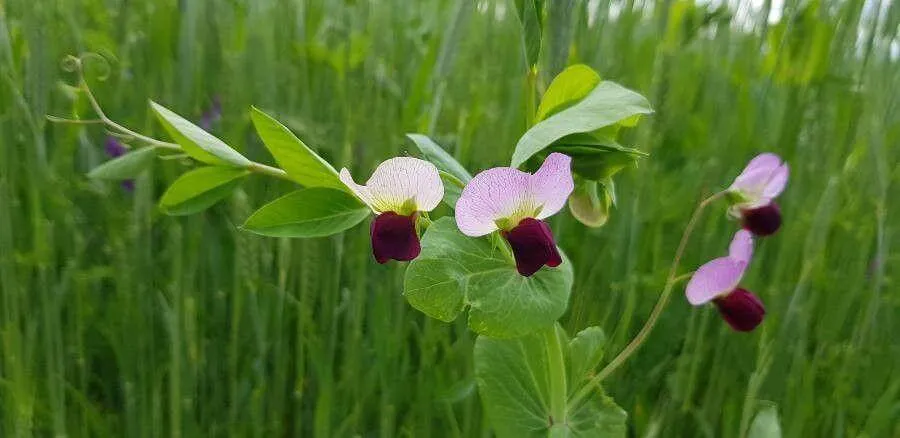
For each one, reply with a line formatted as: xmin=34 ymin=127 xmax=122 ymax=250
xmin=455 ymin=153 xmax=574 ymax=277
xmin=686 ymin=230 xmax=765 ymax=332
xmin=339 ymin=157 xmax=443 ymax=264
xmin=727 ymin=153 xmax=789 ymax=236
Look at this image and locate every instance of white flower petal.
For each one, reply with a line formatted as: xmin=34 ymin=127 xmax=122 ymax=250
xmin=340 ymin=157 xmax=443 ymax=213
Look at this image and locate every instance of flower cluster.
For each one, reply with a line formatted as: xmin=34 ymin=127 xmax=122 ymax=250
xmin=339 ymin=153 xmax=574 ymax=277
xmin=686 ymin=153 xmax=789 ymax=331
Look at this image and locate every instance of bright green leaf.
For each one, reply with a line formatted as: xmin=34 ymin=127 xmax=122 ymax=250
xmin=159 ymin=167 xmax=249 ymax=216
xmin=87 ymin=147 xmax=157 ymax=180
xmin=474 ymin=324 xmax=626 ymax=438
xmin=150 ymin=101 xmax=251 ymax=167
xmin=241 ymin=187 xmax=370 ymax=238
xmin=249 ymin=107 xmax=345 ymax=190
xmin=566 ymin=326 xmax=607 ymax=388
xmin=536 ymin=64 xmax=601 ymax=122
xmin=748 ymin=402 xmax=782 ymax=438
xmin=511 ymin=81 xmax=653 ymax=168
xmin=403 ymin=217 xmax=572 ymax=338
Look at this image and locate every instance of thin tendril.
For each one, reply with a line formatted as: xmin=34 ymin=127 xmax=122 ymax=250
xmin=568 ymin=190 xmax=725 ymax=409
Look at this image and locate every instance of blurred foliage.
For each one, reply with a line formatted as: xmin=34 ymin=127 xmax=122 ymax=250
xmin=0 ymin=0 xmax=898 ymax=437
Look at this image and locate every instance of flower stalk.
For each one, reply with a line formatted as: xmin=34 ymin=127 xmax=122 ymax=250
xmin=568 ymin=190 xmax=724 ymax=409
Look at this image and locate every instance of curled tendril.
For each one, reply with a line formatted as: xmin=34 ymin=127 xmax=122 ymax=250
xmin=60 ymin=52 xmax=111 ymax=81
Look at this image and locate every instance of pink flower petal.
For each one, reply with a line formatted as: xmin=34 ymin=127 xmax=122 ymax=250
xmin=763 ymin=162 xmax=789 ymax=199
xmin=728 ymin=230 xmax=754 ymax=264
xmin=455 ymin=168 xmax=532 ymax=236
xmin=685 ymin=257 xmax=748 ymax=305
xmin=729 ymin=153 xmax=788 ymax=206
xmin=339 ymin=157 xmax=443 ymax=213
xmin=531 ymin=152 xmax=574 ymax=220
xmin=455 ymin=154 xmax=574 ymax=236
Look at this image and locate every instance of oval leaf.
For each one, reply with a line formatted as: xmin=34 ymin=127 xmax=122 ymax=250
xmin=536 ymin=64 xmax=601 ymax=122
xmin=403 ymin=217 xmax=573 ymax=338
xmin=242 ymin=187 xmax=370 ymax=238
xmin=159 ymin=167 xmax=249 ymax=216
xmin=87 ymin=147 xmax=157 ymax=180
xmin=474 ymin=324 xmax=626 ymax=438
xmin=249 ymin=107 xmax=345 ymax=190
xmin=150 ymin=101 xmax=251 ymax=167
xmin=511 ymin=81 xmax=653 ymax=167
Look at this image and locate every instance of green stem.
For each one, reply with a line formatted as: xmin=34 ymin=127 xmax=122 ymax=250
xmin=50 ymin=72 xmax=293 ymax=182
xmin=568 ymin=191 xmax=724 ymax=409
xmin=543 ymin=324 xmax=567 ymax=428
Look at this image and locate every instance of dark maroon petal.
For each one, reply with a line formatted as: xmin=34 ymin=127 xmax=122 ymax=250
xmin=501 ymin=218 xmax=563 ymax=277
xmin=741 ymin=202 xmax=781 ymax=236
xmin=713 ymin=288 xmax=766 ymax=332
xmin=370 ymin=212 xmax=420 ymax=264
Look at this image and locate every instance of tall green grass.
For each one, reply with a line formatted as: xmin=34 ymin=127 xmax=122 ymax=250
xmin=1 ymin=0 xmax=897 ymax=436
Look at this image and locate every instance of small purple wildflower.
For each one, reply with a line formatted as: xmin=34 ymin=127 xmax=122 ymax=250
xmin=199 ymin=96 xmax=222 ymax=132
xmin=104 ymin=136 xmax=134 ymax=192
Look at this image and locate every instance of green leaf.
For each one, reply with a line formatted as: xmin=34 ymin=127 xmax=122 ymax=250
xmin=511 ymin=81 xmax=653 ymax=168
xmin=403 ymin=217 xmax=573 ymax=338
xmin=241 ymin=187 xmax=370 ymax=238
xmin=150 ymin=101 xmax=251 ymax=167
xmin=406 ymin=134 xmax=471 ymax=207
xmin=159 ymin=167 xmax=249 ymax=216
xmin=747 ymin=402 xmax=782 ymax=438
xmin=474 ymin=324 xmax=626 ymax=438
xmin=536 ymin=64 xmax=601 ymax=122
xmin=566 ymin=326 xmax=607 ymax=388
xmin=87 ymin=147 xmax=157 ymax=180
xmin=249 ymin=107 xmax=345 ymax=190
xmin=513 ymin=0 xmax=544 ymax=68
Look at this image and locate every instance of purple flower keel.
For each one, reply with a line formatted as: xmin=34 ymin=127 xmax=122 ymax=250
xmin=741 ymin=203 xmax=782 ymax=236
xmin=713 ymin=288 xmax=766 ymax=332
xmin=502 ymin=218 xmax=562 ymax=277
xmin=370 ymin=212 xmax=420 ymax=264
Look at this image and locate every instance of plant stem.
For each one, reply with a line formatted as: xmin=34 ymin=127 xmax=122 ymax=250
xmin=51 ymin=70 xmax=293 ymax=182
xmin=543 ymin=324 xmax=567 ymax=428
xmin=568 ymin=191 xmax=724 ymax=409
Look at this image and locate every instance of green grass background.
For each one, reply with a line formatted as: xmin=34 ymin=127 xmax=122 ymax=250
xmin=1 ymin=0 xmax=898 ymax=436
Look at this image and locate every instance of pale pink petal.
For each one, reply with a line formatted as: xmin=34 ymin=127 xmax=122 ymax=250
xmin=686 ymin=257 xmax=748 ymax=305
xmin=729 ymin=154 xmax=779 ymax=193
xmin=530 ymin=153 xmax=575 ymax=220
xmin=728 ymin=230 xmax=754 ymax=264
xmin=340 ymin=157 xmax=443 ymax=213
xmin=762 ymin=162 xmax=789 ymax=199
xmin=455 ymin=168 xmax=533 ymax=236
xmin=339 ymin=168 xmax=377 ymax=211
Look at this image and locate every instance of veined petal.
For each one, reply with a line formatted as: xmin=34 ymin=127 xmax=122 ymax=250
xmin=455 ymin=153 xmax=574 ymax=237
xmin=339 ymin=157 xmax=443 ymax=214
xmin=686 ymin=257 xmax=748 ymax=305
xmin=531 ymin=152 xmax=574 ymax=220
xmin=728 ymin=230 xmax=754 ymax=264
xmin=455 ymin=168 xmax=532 ymax=236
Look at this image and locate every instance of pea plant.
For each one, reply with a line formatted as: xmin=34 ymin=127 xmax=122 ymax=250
xmin=51 ymin=51 xmax=787 ymax=436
